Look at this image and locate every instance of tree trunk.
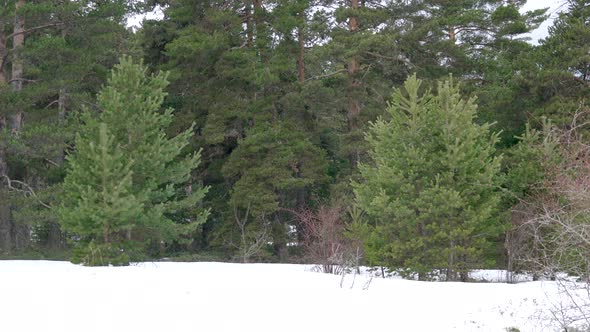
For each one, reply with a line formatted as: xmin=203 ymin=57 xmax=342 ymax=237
xmin=11 ymin=0 xmax=25 ymax=92
xmin=459 ymin=252 xmax=468 ymax=282
xmin=253 ymin=0 xmax=263 ymax=31
xmin=104 ymin=224 xmax=110 ymax=244
xmin=447 ymin=239 xmax=455 ymax=281
xmin=0 ymin=16 xmax=7 ymax=85
xmin=0 ymin=116 xmax=6 ymax=177
xmin=0 ymin=76 xmax=8 ymax=254
xmin=243 ymin=0 xmax=253 ymax=47
xmin=0 ymin=0 xmax=35 ymax=255
xmin=297 ymin=27 xmax=305 ymax=83
xmin=0 ymin=128 xmax=13 ymax=253
xmin=460 ymin=270 xmax=468 ymax=282
xmin=347 ymin=0 xmax=361 ymax=166
xmin=9 ymin=111 xmax=23 ymax=136
xmin=0 ymin=192 xmax=13 ymax=254
xmin=417 ymin=219 xmax=426 ymax=281
xmin=0 ymin=95 xmax=24 ymax=255
xmin=253 ymin=0 xmax=262 ymax=14
xmin=58 ymin=88 xmax=67 ymax=162
xmin=58 ymin=87 xmax=67 ymax=115
xmin=252 ymin=0 xmax=268 ymax=62
xmin=448 ymin=26 xmax=456 ymax=44
xmin=43 ymin=221 xmax=62 ymax=250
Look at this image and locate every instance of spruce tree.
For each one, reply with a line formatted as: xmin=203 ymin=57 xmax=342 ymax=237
xmin=353 ymin=75 xmax=502 ymax=280
xmin=59 ymin=57 xmax=209 ymax=265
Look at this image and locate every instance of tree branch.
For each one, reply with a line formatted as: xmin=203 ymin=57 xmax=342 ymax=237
xmin=305 ymin=69 xmax=347 ymax=82
xmin=1 ymin=175 xmax=52 ymax=209
xmin=8 ymin=78 xmax=38 ymax=84
xmin=6 ymin=22 xmax=64 ymax=40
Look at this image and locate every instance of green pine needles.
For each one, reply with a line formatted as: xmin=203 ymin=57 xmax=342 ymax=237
xmin=59 ymin=57 xmax=209 ymax=266
xmin=354 ymin=75 xmax=502 ymax=281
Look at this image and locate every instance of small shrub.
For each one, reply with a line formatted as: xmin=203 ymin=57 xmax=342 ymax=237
xmin=71 ymin=241 xmax=130 ymax=266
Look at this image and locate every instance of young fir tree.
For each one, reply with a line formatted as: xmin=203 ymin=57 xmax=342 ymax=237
xmin=59 ymin=57 xmax=209 ymax=265
xmin=59 ymin=123 xmax=142 ymax=264
xmin=353 ymin=75 xmax=502 ymax=281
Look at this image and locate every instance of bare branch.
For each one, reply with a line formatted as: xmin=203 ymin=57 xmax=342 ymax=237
xmin=1 ymin=175 xmax=52 ymax=209
xmin=305 ymin=69 xmax=347 ymax=82
xmin=6 ymin=22 xmax=64 ymax=40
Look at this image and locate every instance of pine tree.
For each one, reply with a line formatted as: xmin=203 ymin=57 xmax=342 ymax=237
xmin=60 ymin=123 xmax=142 ymax=264
xmin=353 ymin=75 xmax=502 ymax=280
xmin=59 ymin=57 xmax=209 ymax=265
xmin=222 ymin=123 xmax=328 ymax=259
xmin=530 ymin=0 xmax=590 ymax=126
xmin=0 ymin=0 xmax=134 ymax=253
xmin=402 ymin=0 xmax=546 ymax=75
xmin=142 ymin=0 xmax=334 ymax=259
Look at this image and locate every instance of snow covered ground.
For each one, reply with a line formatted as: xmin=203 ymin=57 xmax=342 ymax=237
xmin=0 ymin=261 xmax=587 ymax=332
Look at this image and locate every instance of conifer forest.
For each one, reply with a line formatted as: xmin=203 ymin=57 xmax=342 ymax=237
xmin=0 ymin=0 xmax=589 ymax=281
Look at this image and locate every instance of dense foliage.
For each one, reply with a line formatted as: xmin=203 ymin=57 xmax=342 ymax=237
xmin=0 ymin=0 xmax=587 ymax=275
xmin=354 ymin=75 xmax=502 ymax=280
xmin=59 ymin=58 xmax=209 ymax=265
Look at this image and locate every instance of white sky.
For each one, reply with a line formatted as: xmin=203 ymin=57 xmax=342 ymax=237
xmin=126 ymin=6 xmax=164 ymax=31
xmin=521 ymin=0 xmax=569 ymax=43
xmin=128 ymin=0 xmax=569 ymax=43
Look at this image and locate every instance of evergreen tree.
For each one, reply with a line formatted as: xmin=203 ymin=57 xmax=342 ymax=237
xmin=324 ymin=0 xmax=409 ymax=168
xmin=0 ymin=0 xmax=135 ymax=254
xmin=405 ymin=0 xmax=546 ymax=74
xmin=59 ymin=57 xmax=209 ymax=265
xmin=60 ymin=122 xmax=142 ymax=264
xmin=394 ymin=0 xmax=546 ymax=147
xmin=222 ymin=123 xmax=328 ymax=259
xmin=530 ymin=0 xmax=590 ymax=126
xmin=353 ymin=75 xmax=502 ymax=280
xmin=140 ymin=0 xmax=334 ymax=259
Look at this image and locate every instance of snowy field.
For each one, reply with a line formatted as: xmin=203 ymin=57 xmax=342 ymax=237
xmin=1 ymin=261 xmax=588 ymax=332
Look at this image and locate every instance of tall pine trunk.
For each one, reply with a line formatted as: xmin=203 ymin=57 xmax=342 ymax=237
xmin=11 ymin=0 xmax=25 ymax=92
xmin=243 ymin=0 xmax=253 ymax=47
xmin=448 ymin=26 xmax=456 ymax=43
xmin=0 ymin=16 xmax=7 ymax=85
xmin=0 ymin=0 xmax=27 ymax=254
xmin=347 ymin=0 xmax=361 ymax=166
xmin=253 ymin=0 xmax=269 ymax=63
xmin=297 ymin=27 xmax=305 ymax=83
xmin=10 ymin=0 xmax=25 ymax=133
xmin=0 ymin=111 xmax=10 ymax=252
xmin=0 ymin=191 xmax=12 ymax=253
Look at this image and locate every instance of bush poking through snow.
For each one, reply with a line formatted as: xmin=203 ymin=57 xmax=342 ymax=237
xmin=289 ymin=205 xmax=359 ymax=275
xmin=71 ymin=241 xmax=130 ymax=266
xmin=507 ymin=111 xmax=590 ymax=329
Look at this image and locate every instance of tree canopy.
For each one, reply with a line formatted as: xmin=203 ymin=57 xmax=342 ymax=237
xmin=1 ymin=0 xmax=588 ymax=278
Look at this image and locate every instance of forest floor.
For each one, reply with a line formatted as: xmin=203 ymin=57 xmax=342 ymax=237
xmin=1 ymin=260 xmax=588 ymax=331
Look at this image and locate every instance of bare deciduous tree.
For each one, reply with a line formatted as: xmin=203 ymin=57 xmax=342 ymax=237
xmin=507 ymin=109 xmax=590 ymax=328
xmin=286 ymin=205 xmax=361 ymax=278
xmin=233 ymin=203 xmax=268 ymax=263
